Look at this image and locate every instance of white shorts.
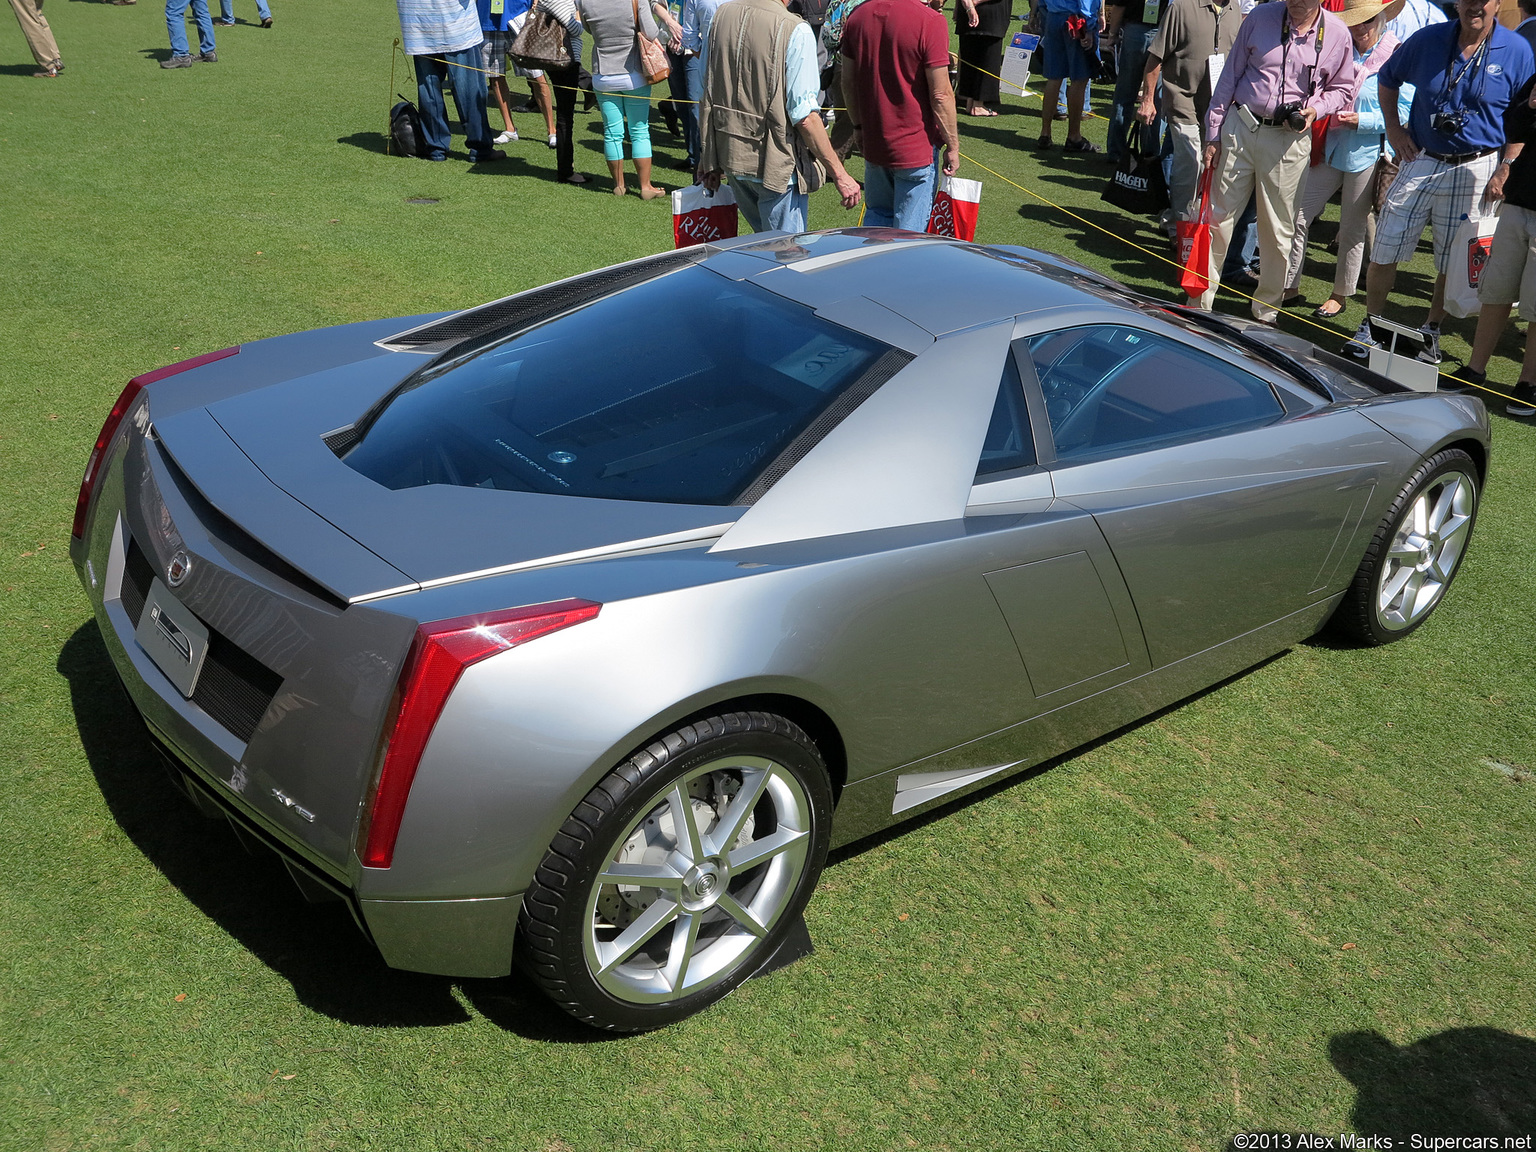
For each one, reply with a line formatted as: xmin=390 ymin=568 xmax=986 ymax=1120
xmin=1478 ymin=203 xmax=1536 ymax=321
xmin=1371 ymin=151 xmax=1500 ymax=275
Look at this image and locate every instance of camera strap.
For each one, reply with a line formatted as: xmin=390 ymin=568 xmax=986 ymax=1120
xmin=1441 ymin=30 xmax=1491 ymax=113
xmin=1279 ymin=7 xmax=1326 ymax=109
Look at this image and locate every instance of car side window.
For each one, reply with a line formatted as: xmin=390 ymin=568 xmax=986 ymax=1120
xmin=975 ymin=352 xmax=1036 ymax=478
xmin=1023 ymin=326 xmax=1284 ymax=462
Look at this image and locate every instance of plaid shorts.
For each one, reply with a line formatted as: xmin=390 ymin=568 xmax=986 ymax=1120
xmin=1371 ymin=151 xmax=1500 ymax=275
xmin=481 ymin=30 xmax=512 ymax=77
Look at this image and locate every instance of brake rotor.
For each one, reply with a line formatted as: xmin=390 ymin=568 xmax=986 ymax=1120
xmin=595 ymin=771 xmax=755 ymax=928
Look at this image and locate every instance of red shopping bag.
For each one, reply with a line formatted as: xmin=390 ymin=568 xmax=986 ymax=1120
xmin=927 ymin=176 xmax=982 ymax=241
xmin=1309 ymin=113 xmax=1332 ymax=166
xmin=1176 ymin=166 xmax=1214 ymax=297
xmin=672 ymin=183 xmax=738 ymax=249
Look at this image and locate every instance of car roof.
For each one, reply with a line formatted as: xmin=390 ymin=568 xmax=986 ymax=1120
xmin=696 ymin=228 xmax=1121 ymax=339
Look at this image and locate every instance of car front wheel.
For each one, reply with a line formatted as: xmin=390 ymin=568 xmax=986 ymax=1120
xmin=517 ymin=711 xmax=832 ymax=1032
xmin=1332 ymin=448 xmax=1479 ymax=646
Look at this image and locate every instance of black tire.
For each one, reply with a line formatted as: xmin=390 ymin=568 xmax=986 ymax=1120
xmin=517 ymin=711 xmax=833 ymax=1032
xmin=1330 ymin=448 xmax=1479 ymax=646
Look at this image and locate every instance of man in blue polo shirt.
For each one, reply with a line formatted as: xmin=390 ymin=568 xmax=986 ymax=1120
xmin=1347 ymin=0 xmax=1534 ymax=364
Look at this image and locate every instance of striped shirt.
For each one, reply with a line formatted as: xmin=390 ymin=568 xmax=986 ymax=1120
xmin=397 ymin=0 xmax=483 ymax=56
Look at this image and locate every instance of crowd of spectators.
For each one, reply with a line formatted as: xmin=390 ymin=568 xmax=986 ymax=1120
xmin=11 ymin=0 xmax=1536 ymax=404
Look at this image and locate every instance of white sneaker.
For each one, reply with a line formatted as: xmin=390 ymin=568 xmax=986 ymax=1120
xmin=547 ymin=133 xmax=557 ymax=148
xmin=494 ymin=129 xmax=518 ymax=144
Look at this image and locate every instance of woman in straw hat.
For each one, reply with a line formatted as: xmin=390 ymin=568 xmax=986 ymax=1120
xmin=1283 ymin=0 xmax=1412 ymax=317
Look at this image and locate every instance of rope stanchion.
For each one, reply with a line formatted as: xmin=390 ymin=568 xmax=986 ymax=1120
xmin=388 ymin=37 xmax=402 ymax=156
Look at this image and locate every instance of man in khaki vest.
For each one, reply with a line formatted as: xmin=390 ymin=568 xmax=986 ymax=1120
xmin=697 ymin=0 xmax=862 ymax=231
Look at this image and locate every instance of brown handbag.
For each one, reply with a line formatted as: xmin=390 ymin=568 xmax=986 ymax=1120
xmin=632 ymin=0 xmax=670 ymax=84
xmin=1371 ymin=137 xmax=1400 ymax=214
xmin=509 ymin=0 xmax=573 ymax=71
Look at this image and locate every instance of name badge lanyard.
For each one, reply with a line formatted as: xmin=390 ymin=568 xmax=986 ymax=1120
xmin=1278 ymin=10 xmax=1325 ymax=114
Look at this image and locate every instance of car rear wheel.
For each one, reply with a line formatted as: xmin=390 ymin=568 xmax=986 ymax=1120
xmin=517 ymin=711 xmax=832 ymax=1032
xmin=1331 ymin=448 xmax=1479 ymax=646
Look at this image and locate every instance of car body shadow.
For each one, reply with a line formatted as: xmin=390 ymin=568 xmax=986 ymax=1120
xmin=828 ymin=651 xmax=1289 ymax=867
xmin=60 ymin=619 xmax=629 ymax=1042
xmin=59 ymin=620 xmax=473 ymax=1028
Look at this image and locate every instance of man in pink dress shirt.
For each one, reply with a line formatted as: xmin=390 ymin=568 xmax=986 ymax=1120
xmin=1196 ymin=0 xmax=1356 ymax=321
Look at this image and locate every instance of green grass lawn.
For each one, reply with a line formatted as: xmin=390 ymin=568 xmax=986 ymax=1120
xmin=4 ymin=3 xmax=1535 ymax=1149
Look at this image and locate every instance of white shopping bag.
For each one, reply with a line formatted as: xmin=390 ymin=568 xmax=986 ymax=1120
xmin=926 ymin=176 xmax=983 ymax=240
xmin=672 ymin=183 xmax=739 ymax=249
xmin=1442 ymin=212 xmax=1500 ymax=319
xmin=1000 ymin=32 xmax=1039 ymax=97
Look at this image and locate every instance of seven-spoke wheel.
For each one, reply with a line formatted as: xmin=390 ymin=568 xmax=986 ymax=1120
xmin=518 ymin=712 xmax=831 ymax=1031
xmin=1332 ymin=448 xmax=1479 ymax=646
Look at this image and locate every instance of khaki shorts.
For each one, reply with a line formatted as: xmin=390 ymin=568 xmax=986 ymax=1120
xmin=1478 ymin=204 xmax=1536 ymax=322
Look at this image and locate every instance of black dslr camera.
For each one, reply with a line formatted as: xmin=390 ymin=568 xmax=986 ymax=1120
xmin=1431 ymin=108 xmax=1468 ymax=135
xmin=1273 ymin=101 xmax=1310 ymax=131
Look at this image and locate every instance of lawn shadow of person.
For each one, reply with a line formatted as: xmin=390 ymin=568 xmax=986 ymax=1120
xmin=1330 ymin=1028 xmax=1536 ymax=1139
xmin=1218 ymin=1028 xmax=1536 ymax=1149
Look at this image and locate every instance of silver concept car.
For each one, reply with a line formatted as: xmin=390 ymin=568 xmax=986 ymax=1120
xmin=72 ymin=229 xmax=1488 ymax=1031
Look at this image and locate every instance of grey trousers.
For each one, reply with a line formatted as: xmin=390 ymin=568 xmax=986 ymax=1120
xmin=9 ymin=0 xmax=59 ymax=66
xmin=1285 ymin=163 xmax=1376 ymax=299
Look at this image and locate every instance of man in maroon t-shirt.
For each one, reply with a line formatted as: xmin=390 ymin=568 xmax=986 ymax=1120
xmin=840 ymin=0 xmax=960 ymax=229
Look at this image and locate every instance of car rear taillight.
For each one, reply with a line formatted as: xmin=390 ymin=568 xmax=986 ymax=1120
xmin=360 ymin=599 xmax=602 ymax=869
xmin=71 ymin=346 xmax=240 ymax=540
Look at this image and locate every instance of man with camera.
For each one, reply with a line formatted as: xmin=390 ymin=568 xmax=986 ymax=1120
xmin=1196 ymin=0 xmax=1357 ymax=322
xmin=1347 ymin=0 xmax=1534 ymax=366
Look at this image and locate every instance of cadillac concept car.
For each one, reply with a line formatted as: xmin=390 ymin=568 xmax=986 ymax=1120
xmin=71 ymin=229 xmax=1488 ymax=1030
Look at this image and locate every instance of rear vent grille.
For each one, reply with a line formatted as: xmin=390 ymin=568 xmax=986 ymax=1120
xmin=378 ymin=248 xmax=704 ymax=356
xmin=191 ymin=634 xmax=284 ymax=743
xmin=121 ymin=537 xmax=156 ymax=625
xmin=120 ymin=532 xmax=284 ymax=744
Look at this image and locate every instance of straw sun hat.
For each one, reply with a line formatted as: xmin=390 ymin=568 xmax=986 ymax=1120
xmin=1335 ymin=0 xmax=1405 ymax=27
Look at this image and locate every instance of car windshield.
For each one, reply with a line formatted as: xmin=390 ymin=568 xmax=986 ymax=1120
xmin=341 ymin=266 xmax=892 ymax=506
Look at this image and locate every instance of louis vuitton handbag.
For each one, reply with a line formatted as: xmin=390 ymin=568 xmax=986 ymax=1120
xmin=510 ymin=0 xmax=573 ymax=72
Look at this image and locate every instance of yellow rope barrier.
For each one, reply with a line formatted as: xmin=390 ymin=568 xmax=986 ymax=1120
xmin=958 ymin=149 xmax=1512 ymax=403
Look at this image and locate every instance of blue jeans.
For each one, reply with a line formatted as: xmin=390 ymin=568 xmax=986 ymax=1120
xmin=666 ymin=52 xmax=698 ymax=168
xmin=1107 ymin=23 xmax=1159 ymax=163
xmin=166 ymin=0 xmax=215 ymax=57
xmin=595 ymin=88 xmax=653 ymax=161
xmin=1222 ymin=194 xmax=1259 ymax=276
xmin=862 ymin=151 xmax=940 ymax=232
xmin=413 ymin=49 xmax=494 ymax=162
xmin=685 ymin=55 xmax=705 ymax=172
xmin=728 ymin=177 xmax=807 ymax=233
xmin=218 ymin=0 xmax=270 ymax=21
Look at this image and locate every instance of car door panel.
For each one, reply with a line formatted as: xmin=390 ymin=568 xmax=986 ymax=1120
xmin=984 ymin=550 xmax=1130 ymax=697
xmin=1051 ymin=413 xmax=1397 ymax=667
